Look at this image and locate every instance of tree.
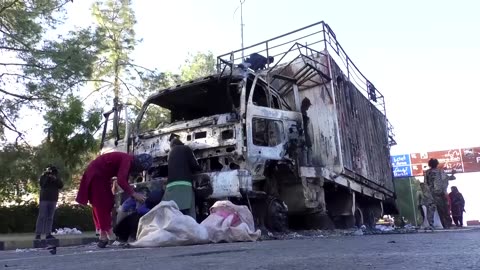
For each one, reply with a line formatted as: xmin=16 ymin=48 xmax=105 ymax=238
xmin=180 ymin=51 xmax=216 ymax=82
xmin=0 ymin=0 xmax=100 ymax=142
xmin=43 ymin=96 xmax=102 ymax=187
xmin=0 ymin=144 xmax=38 ymax=203
xmin=91 ymin=0 xmax=171 ymax=141
xmin=91 ymin=0 xmax=137 ymax=104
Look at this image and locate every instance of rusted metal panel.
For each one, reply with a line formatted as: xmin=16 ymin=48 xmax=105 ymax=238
xmin=328 ymin=55 xmax=393 ymax=192
xmin=272 ymin=56 xmax=343 ymax=173
xmin=279 ymin=52 xmax=394 ymax=193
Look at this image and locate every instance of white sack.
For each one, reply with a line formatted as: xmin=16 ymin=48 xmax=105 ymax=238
xmin=420 ymin=205 xmax=444 ymax=229
xmin=130 ymin=201 xmax=209 ymax=247
xmin=200 ymin=200 xmax=261 ymax=243
xmin=433 ymin=209 xmax=444 ymax=229
xmin=421 ymin=205 xmax=430 ymax=228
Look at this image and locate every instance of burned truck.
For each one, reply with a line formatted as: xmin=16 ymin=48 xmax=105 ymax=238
xmin=100 ymin=21 xmax=398 ymax=230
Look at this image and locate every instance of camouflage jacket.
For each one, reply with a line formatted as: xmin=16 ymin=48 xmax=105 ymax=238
xmin=424 ymin=168 xmax=455 ymax=195
xmin=418 ymin=187 xmax=435 ymax=206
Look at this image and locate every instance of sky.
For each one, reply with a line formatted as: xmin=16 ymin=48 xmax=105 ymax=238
xmin=5 ymin=0 xmax=480 ymax=220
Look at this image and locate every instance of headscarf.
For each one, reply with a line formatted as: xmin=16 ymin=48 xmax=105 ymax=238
xmin=133 ymin=153 xmax=153 ymax=172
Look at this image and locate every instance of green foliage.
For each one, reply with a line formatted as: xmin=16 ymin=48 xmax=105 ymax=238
xmin=0 ymin=0 xmax=100 ymax=139
xmin=91 ymin=0 xmax=138 ymax=101
xmin=0 ymin=144 xmax=38 ymax=203
xmin=43 ymin=96 xmax=102 ymax=187
xmin=0 ymin=203 xmax=94 ymax=233
xmin=180 ymin=51 xmax=216 ymax=82
xmin=54 ymin=204 xmax=95 ymax=232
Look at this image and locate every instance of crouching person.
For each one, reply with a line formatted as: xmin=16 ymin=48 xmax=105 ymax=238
xmin=114 ymin=188 xmax=164 ymax=244
xmin=163 ymin=138 xmax=202 ymax=220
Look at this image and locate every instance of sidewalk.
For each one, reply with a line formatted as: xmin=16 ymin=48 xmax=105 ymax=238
xmin=0 ymin=232 xmax=98 ymax=251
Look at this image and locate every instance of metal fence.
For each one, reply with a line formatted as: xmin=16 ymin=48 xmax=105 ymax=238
xmin=217 ymin=21 xmax=396 ymax=146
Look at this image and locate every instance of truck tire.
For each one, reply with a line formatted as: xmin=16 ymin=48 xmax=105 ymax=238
xmin=264 ymin=196 xmax=288 ymax=232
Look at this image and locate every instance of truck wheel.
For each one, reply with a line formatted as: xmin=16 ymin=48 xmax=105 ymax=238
xmin=265 ymin=196 xmax=288 ymax=232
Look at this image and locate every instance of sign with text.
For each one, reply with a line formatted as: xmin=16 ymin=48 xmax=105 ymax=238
xmin=391 ymin=146 xmax=480 ymax=178
xmin=391 ymin=154 xmax=412 ymax=177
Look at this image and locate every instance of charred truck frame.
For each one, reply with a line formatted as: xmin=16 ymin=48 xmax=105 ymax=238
xmin=100 ymin=21 xmax=398 ymax=231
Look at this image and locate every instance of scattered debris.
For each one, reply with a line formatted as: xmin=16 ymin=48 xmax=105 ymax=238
xmin=52 ymin=227 xmax=82 ymax=235
xmin=47 ymin=245 xmax=57 ymax=255
xmin=375 ymin=225 xmax=395 ymax=232
xmin=352 ymin=229 xmax=364 ymax=236
xmin=15 ymin=248 xmax=33 ymax=253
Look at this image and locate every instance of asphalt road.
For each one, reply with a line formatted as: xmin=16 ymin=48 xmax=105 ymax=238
xmin=1 ymin=229 xmax=479 ymax=270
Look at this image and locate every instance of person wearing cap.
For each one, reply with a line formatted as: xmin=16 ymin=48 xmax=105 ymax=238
xmin=76 ymin=152 xmax=153 ymax=248
xmin=35 ymin=165 xmax=63 ymax=240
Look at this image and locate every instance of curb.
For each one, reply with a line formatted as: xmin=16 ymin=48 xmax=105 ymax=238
xmin=0 ymin=237 xmax=98 ymax=251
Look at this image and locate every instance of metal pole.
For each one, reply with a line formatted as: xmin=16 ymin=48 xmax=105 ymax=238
xmin=240 ymin=0 xmax=245 ymax=60
xmin=408 ymin=177 xmax=418 ymax=227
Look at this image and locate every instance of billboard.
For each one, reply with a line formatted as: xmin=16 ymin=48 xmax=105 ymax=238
xmin=391 ymin=146 xmax=480 ymax=178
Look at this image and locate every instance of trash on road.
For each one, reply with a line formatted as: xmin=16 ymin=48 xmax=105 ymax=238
xmin=130 ymin=200 xmax=260 ymax=248
xmin=52 ymin=227 xmax=82 ymax=235
xmin=375 ymin=225 xmax=395 ymax=232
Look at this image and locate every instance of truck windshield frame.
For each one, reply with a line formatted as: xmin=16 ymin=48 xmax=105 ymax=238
xmin=146 ymin=75 xmax=242 ymax=123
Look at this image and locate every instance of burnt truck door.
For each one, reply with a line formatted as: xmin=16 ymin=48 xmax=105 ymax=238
xmin=246 ymin=74 xmax=303 ymax=177
xmin=99 ymin=104 xmax=129 ymax=154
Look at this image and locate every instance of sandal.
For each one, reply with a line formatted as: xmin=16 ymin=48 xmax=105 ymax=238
xmin=97 ymin=239 xmax=109 ymax=248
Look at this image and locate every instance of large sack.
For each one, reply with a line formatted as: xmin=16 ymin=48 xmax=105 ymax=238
xmin=433 ymin=209 xmax=444 ymax=229
xmin=200 ymin=200 xmax=261 ymax=243
xmin=130 ymin=201 xmax=209 ymax=247
xmin=420 ymin=205 xmax=444 ymax=229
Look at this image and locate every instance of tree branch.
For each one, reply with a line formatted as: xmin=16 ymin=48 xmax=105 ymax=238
xmin=117 ymin=77 xmax=143 ymax=104
xmin=0 ymin=62 xmax=56 ymax=70
xmin=0 ymin=108 xmax=28 ymax=146
xmin=0 ymin=88 xmax=39 ymax=101
xmin=82 ymin=83 xmax=112 ymax=102
xmin=0 ymin=0 xmax=19 ymax=15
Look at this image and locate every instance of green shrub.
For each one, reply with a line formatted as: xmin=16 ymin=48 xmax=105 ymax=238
xmin=0 ymin=203 xmax=95 ymax=233
xmin=54 ymin=204 xmax=95 ymax=232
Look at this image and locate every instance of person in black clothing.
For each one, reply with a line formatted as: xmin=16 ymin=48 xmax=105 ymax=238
xmin=35 ymin=165 xmax=63 ymax=240
xmin=162 ymin=138 xmax=202 ymax=219
xmin=244 ymin=53 xmax=275 ymax=71
xmin=301 ymin=98 xmax=313 ymax=166
xmin=449 ymin=186 xmax=466 ymax=227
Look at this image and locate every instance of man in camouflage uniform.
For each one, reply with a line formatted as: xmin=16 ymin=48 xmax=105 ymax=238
xmin=418 ymin=182 xmax=436 ymax=229
xmin=424 ymin=158 xmax=456 ymax=229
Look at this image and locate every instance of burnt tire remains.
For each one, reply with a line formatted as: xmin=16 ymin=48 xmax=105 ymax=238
xmin=265 ymin=196 xmax=289 ymax=232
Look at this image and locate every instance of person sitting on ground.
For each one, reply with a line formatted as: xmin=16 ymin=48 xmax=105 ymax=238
xmin=114 ymin=188 xmax=164 ymax=244
xmin=35 ymin=165 xmax=64 ymax=240
xmin=449 ymin=186 xmax=465 ymax=227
